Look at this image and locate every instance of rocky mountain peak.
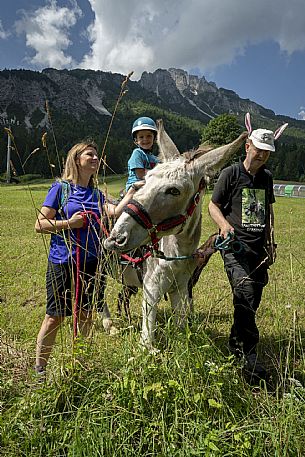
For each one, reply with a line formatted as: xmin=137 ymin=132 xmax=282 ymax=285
xmin=140 ymin=67 xmax=275 ymax=121
xmin=168 ymin=68 xmax=217 ymax=95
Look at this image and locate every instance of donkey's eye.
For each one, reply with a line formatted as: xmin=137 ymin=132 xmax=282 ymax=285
xmin=166 ymin=187 xmax=180 ymax=196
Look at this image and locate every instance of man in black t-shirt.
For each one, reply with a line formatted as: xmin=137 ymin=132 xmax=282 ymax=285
xmin=208 ymin=120 xmax=287 ymax=384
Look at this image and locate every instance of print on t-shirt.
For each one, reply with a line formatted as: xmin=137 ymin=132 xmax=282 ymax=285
xmin=242 ymin=188 xmax=266 ymax=232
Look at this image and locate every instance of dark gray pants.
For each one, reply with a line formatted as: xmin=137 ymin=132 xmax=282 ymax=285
xmin=223 ymin=251 xmax=268 ymax=355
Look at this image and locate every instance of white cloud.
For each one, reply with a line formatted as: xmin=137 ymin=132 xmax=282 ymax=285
xmin=80 ymin=0 xmax=305 ymax=78
xmin=15 ymin=0 xmax=82 ymax=68
xmin=0 ymin=20 xmax=10 ymax=39
xmin=298 ymin=107 xmax=305 ymax=120
xmin=81 ymin=0 xmax=156 ymax=75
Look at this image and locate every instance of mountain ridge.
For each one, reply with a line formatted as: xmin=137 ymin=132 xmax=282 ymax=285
xmin=0 ymin=67 xmax=304 ymax=180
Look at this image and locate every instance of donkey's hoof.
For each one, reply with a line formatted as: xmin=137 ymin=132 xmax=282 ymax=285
xmin=140 ymin=339 xmax=160 ymax=355
xmin=148 ymin=346 xmax=160 ymax=356
xmin=103 ymin=319 xmax=120 ymax=335
xmin=109 ymin=326 xmax=120 ymax=336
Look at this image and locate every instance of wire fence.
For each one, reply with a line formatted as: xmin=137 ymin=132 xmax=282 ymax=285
xmin=273 ymin=183 xmax=305 ymax=198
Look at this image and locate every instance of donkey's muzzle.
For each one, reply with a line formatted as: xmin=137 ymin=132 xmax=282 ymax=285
xmin=104 ymin=231 xmax=128 ymax=251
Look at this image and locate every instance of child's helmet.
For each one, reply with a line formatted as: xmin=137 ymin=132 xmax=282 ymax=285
xmin=132 ymin=117 xmax=157 ymax=138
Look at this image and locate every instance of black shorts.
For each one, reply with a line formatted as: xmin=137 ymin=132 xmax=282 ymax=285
xmin=46 ymin=259 xmax=106 ymax=317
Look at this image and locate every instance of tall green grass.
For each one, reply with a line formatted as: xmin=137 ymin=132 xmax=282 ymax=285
xmin=1 ymin=179 xmax=305 ymax=456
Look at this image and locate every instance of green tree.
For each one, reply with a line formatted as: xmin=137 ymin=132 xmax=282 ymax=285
xmin=200 ymin=114 xmax=242 ymax=146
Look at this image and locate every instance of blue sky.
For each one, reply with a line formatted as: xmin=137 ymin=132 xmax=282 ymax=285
xmin=1 ymin=0 xmax=305 ymax=120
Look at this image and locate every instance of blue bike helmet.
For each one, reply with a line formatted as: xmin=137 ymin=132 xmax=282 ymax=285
xmin=131 ymin=116 xmax=157 ymax=138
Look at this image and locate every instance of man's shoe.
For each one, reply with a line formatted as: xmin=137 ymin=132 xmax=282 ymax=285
xmin=243 ymin=353 xmax=269 ymax=385
xmin=228 ymin=343 xmax=244 ymax=360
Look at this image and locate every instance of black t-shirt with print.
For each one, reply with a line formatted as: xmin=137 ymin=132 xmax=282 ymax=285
xmin=211 ymin=160 xmax=275 ymax=256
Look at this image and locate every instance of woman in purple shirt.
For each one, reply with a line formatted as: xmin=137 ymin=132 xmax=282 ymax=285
xmin=34 ymin=140 xmax=137 ymax=378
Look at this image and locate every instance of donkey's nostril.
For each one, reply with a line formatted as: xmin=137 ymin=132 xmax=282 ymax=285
xmin=115 ymin=234 xmax=127 ymax=246
xmin=104 ymin=231 xmax=129 ymax=250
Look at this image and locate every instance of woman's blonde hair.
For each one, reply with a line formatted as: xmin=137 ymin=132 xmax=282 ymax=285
xmin=61 ymin=140 xmax=98 ymax=187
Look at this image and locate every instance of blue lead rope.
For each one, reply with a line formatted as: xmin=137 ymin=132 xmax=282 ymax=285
xmin=154 ymin=250 xmax=194 ymax=261
xmin=214 ymin=232 xmax=243 ymax=254
xmin=152 ymin=232 xmax=243 ymax=262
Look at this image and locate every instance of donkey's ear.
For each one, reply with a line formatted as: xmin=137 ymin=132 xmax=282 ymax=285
xmin=194 ymin=131 xmax=248 ymax=177
xmin=245 ymin=112 xmax=252 ymax=135
xmin=274 ymin=123 xmax=288 ymax=140
xmin=156 ymin=119 xmax=180 ymax=162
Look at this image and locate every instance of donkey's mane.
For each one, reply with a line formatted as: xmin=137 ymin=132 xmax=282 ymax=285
xmin=183 ymin=145 xmax=214 ymax=163
xmin=149 ymin=157 xmax=192 ymax=182
xmin=148 ymin=158 xmax=198 ymax=187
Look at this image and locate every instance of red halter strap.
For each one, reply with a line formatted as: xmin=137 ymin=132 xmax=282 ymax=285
xmin=122 ymin=178 xmax=206 ymax=246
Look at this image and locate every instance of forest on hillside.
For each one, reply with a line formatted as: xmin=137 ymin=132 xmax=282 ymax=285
xmin=1 ymin=106 xmax=305 ymax=182
xmin=0 ymin=100 xmax=203 ymax=180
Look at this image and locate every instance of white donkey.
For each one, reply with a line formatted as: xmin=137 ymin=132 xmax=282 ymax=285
xmin=104 ymin=121 xmax=247 ymax=350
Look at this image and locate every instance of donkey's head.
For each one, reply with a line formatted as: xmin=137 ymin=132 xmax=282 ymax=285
xmin=104 ymin=121 xmax=247 ymax=252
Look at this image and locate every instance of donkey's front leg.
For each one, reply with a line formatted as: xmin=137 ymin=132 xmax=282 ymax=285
xmin=140 ymin=262 xmax=173 ymax=351
xmin=169 ymin=286 xmax=191 ymax=328
xmin=140 ymin=297 xmax=159 ymax=351
xmin=101 ymin=302 xmax=119 ymax=335
xmin=140 ymin=274 xmax=167 ymax=351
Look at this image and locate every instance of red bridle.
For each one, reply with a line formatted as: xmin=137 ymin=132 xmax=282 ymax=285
xmin=122 ymin=178 xmax=206 ymax=250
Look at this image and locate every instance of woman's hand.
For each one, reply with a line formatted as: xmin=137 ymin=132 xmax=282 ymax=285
xmin=131 ymin=180 xmax=145 ymax=191
xmin=68 ymin=211 xmax=85 ymax=229
xmin=35 ymin=207 xmax=86 ymax=233
xmin=105 ymin=182 xmax=144 ymax=218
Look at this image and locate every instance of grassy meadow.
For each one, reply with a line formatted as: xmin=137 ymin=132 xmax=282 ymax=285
xmin=1 ymin=178 xmax=305 ymax=456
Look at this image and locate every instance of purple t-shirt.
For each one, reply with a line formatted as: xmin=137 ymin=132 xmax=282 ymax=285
xmin=43 ymin=181 xmax=105 ymax=263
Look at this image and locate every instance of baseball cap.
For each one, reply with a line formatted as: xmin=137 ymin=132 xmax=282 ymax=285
xmin=249 ymin=129 xmax=275 ymax=152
